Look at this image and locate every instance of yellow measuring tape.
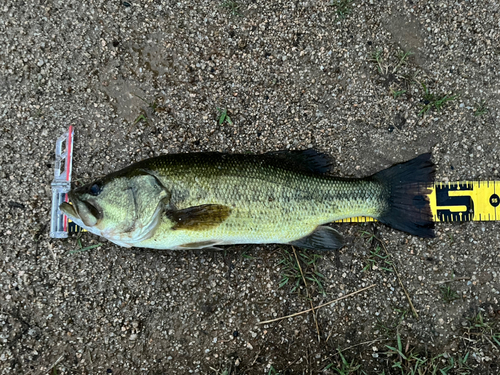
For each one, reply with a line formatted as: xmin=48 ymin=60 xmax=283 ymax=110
xmin=67 ymin=181 xmax=500 ymax=233
xmin=337 ymin=181 xmax=500 ymax=223
xmin=431 ymin=181 xmax=499 ymax=222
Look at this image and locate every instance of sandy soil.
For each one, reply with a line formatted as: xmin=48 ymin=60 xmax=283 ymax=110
xmin=1 ymin=0 xmax=499 ymax=373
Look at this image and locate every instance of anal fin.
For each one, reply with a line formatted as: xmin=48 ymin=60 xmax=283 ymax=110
xmin=289 ymin=226 xmax=344 ymax=252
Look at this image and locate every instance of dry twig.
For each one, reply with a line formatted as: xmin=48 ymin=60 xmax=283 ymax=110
xmin=38 ymin=354 xmax=64 ymax=375
xmin=258 ymin=284 xmax=376 ymax=325
xmin=337 ymin=338 xmax=388 ymax=353
xmin=292 ymin=246 xmax=321 ymax=342
xmin=435 ymin=277 xmax=470 ymax=285
xmin=372 ymin=235 xmax=419 ymax=319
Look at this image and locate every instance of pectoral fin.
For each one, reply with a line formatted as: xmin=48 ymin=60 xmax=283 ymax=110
xmin=289 ymin=226 xmax=344 ymax=251
xmin=166 ymin=204 xmax=232 ymax=231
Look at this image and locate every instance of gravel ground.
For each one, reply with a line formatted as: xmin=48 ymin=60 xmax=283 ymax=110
xmin=1 ymin=0 xmax=500 ymax=374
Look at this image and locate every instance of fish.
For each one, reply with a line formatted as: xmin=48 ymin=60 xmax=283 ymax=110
xmin=59 ymin=150 xmax=435 ymax=251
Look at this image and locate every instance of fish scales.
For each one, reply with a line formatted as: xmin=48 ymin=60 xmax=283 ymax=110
xmin=138 ymin=154 xmax=384 ymax=248
xmin=60 ymin=151 xmax=435 ymax=250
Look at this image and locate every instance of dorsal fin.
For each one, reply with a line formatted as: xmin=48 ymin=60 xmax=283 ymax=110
xmin=261 ymin=149 xmax=333 ymax=174
xmin=129 ymin=149 xmax=334 ymax=176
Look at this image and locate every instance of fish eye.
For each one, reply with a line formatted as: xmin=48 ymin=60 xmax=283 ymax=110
xmin=89 ymin=181 xmax=103 ymax=196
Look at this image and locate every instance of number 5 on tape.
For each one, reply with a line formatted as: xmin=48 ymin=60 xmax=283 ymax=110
xmin=430 ymin=181 xmax=500 ymax=222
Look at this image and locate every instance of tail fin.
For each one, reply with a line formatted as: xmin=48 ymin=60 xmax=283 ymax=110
xmin=373 ymin=153 xmax=435 ymax=238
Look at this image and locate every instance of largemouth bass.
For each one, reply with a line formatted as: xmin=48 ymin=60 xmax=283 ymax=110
xmin=59 ymin=150 xmax=435 ymax=251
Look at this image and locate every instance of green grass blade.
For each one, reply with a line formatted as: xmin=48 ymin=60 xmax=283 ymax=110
xmin=68 ymin=243 xmax=103 ymax=255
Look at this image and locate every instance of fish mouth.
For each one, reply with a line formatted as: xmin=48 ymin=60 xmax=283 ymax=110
xmin=59 ymin=193 xmax=102 ymax=227
xmin=59 ymin=201 xmax=78 ymax=219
